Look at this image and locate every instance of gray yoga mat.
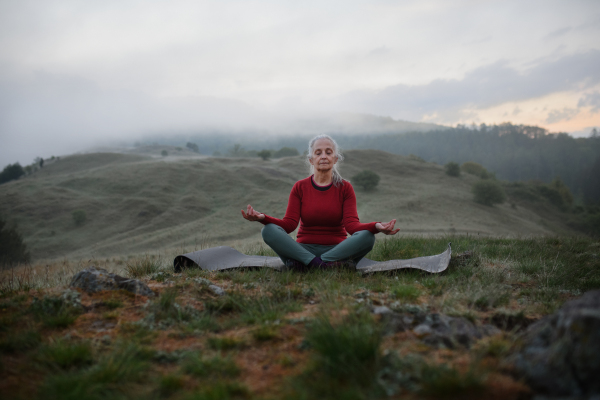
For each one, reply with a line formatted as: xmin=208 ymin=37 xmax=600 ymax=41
xmin=174 ymin=243 xmax=452 ymax=274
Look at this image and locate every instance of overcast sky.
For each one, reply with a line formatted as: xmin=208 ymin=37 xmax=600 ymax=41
xmin=1 ymin=0 xmax=599 ymax=166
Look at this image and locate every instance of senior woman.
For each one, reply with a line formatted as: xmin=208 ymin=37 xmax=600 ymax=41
xmin=241 ymin=134 xmax=399 ymax=269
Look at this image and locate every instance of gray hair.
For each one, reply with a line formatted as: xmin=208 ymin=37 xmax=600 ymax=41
xmin=306 ymin=134 xmax=345 ymax=187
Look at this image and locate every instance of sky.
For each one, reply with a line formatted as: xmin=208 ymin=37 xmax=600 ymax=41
xmin=1 ymin=0 xmax=599 ymax=166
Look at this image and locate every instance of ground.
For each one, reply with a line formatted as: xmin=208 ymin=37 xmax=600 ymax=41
xmin=1 ymin=235 xmax=598 ymax=399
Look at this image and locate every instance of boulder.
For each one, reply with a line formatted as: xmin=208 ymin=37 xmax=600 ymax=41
xmin=70 ymin=266 xmax=155 ymax=297
xmin=512 ymin=290 xmax=600 ymax=397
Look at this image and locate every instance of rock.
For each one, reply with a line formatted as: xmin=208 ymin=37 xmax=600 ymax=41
xmin=381 ymin=308 xmax=498 ymax=348
xmin=70 ymin=266 xmax=154 ymax=297
xmin=209 ymin=285 xmax=226 ymax=296
xmin=413 ymin=324 xmax=433 ymax=336
xmin=372 ymin=305 xmax=392 ymax=315
xmin=194 ymin=277 xmax=212 ymax=286
xmin=512 ymin=290 xmax=600 ymax=397
xmin=60 ymin=288 xmax=84 ymax=311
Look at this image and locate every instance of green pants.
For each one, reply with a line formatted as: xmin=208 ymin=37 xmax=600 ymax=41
xmin=261 ymin=223 xmax=375 ymax=266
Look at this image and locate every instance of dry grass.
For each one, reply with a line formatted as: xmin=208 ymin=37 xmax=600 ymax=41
xmin=0 ymin=150 xmax=583 ymax=263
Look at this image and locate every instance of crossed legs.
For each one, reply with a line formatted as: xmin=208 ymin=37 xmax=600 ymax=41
xmin=261 ymin=223 xmax=375 ymax=267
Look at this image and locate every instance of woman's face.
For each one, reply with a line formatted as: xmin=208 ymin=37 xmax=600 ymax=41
xmin=310 ymin=138 xmax=338 ymax=172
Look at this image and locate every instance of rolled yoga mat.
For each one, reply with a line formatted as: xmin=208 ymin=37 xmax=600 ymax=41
xmin=174 ymin=243 xmax=452 ymax=274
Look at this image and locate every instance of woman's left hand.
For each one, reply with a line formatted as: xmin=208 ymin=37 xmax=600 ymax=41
xmin=376 ymin=219 xmax=400 ymax=235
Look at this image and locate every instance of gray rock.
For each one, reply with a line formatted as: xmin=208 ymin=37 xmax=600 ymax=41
xmin=194 ymin=277 xmax=212 ymax=286
xmin=413 ymin=324 xmax=433 ymax=336
xmin=372 ymin=305 xmax=392 ymax=315
xmin=382 ymin=309 xmax=497 ymax=348
xmin=61 ymin=288 xmax=84 ymax=311
xmin=70 ymin=266 xmax=155 ymax=297
xmin=420 ymin=313 xmax=486 ymax=349
xmin=208 ymin=285 xmax=226 ymax=296
xmin=512 ymin=290 xmax=600 ymax=397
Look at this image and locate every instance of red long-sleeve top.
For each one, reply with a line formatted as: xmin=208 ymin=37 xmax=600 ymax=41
xmin=260 ymin=176 xmax=379 ymax=245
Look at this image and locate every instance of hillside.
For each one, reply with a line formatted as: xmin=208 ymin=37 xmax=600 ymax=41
xmin=0 ymin=148 xmax=583 ymax=262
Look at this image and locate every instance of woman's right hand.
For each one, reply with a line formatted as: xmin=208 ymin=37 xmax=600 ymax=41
xmin=241 ymin=204 xmax=265 ymax=221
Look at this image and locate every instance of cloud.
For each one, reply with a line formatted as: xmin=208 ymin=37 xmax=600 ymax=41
xmin=367 ymin=46 xmax=391 ymax=57
xmin=327 ymin=50 xmax=600 ymax=122
xmin=543 ymin=26 xmax=572 ymax=40
xmin=546 ymin=107 xmax=579 ymax=124
xmin=578 ymin=91 xmax=600 ymax=113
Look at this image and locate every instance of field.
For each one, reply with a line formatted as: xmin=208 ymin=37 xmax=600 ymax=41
xmin=1 ymin=235 xmax=599 ymax=399
xmin=0 ymin=147 xmax=584 ymax=262
xmin=1 ymin=148 xmax=598 ymax=399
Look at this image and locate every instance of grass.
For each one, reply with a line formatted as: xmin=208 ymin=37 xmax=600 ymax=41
xmin=0 ymin=235 xmax=598 ymax=399
xmin=36 ymin=339 xmax=94 ymax=370
xmin=125 ymin=254 xmax=165 ymax=278
xmin=0 ymin=149 xmax=590 ymax=265
xmin=29 ymin=294 xmax=82 ymax=328
xmin=182 ymin=354 xmax=241 ymax=378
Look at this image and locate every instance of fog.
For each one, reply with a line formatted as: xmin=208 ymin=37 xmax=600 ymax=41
xmin=1 ymin=0 xmax=599 ymax=166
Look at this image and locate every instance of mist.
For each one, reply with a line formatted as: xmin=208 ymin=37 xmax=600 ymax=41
xmin=1 ymin=0 xmax=599 ymax=166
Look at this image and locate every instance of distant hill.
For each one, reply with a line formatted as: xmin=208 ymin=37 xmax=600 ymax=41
xmin=130 ymin=122 xmax=600 ymax=204
xmin=0 ymin=148 xmax=588 ymax=262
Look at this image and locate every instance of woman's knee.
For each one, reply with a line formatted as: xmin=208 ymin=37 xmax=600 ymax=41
xmin=261 ymin=223 xmax=282 ymax=244
xmin=354 ymin=230 xmax=375 ymax=248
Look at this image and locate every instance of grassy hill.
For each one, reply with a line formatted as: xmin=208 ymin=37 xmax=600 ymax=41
xmin=0 ymin=147 xmax=584 ymax=262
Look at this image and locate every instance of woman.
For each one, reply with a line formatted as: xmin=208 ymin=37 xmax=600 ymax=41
xmin=241 ymin=134 xmax=399 ymax=269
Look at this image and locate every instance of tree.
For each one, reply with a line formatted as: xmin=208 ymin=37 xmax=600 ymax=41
xmin=161 ymin=150 xmax=168 ymax=157
xmin=72 ymin=210 xmax=87 ymax=226
xmin=257 ymin=150 xmax=272 ymax=161
xmin=472 ymin=181 xmax=507 ymax=206
xmin=0 ymin=163 xmax=25 ymax=185
xmin=445 ymin=162 xmax=460 ymax=177
xmin=352 ymin=170 xmax=380 ymax=191
xmin=461 ymin=162 xmax=490 ymax=178
xmin=0 ymin=216 xmax=30 ymax=266
xmin=186 ymin=142 xmax=200 ymax=153
xmin=228 ymin=144 xmax=245 ymax=157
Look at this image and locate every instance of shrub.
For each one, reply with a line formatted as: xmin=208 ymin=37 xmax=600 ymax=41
xmin=461 ymin=162 xmax=490 ymax=178
xmin=0 ymin=163 xmax=25 ymax=184
xmin=273 ymin=146 xmax=299 ymax=158
xmin=537 ymin=178 xmax=574 ymax=211
xmin=0 ymin=216 xmax=30 ymax=266
xmin=72 ymin=210 xmax=87 ymax=226
xmin=161 ymin=150 xmax=168 ymax=157
xmin=186 ymin=142 xmax=200 ymax=153
xmin=257 ymin=149 xmax=271 ymax=161
xmin=472 ymin=180 xmax=506 ymax=206
xmin=445 ymin=162 xmax=461 ymax=177
xmin=352 ymin=170 xmax=380 ymax=191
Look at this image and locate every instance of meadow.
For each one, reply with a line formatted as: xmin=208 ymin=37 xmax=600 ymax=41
xmin=1 ymin=235 xmax=599 ymax=399
xmin=1 ymin=147 xmax=598 ymax=399
xmin=0 ymin=146 xmax=584 ymax=262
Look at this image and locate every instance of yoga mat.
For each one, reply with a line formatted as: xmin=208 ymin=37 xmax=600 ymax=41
xmin=174 ymin=243 xmax=452 ymax=274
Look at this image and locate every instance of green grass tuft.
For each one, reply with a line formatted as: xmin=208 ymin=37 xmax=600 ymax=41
xmin=182 ymin=353 xmax=241 ymax=378
xmin=207 ymin=337 xmax=245 ymax=351
xmin=392 ymin=285 xmax=421 ymax=302
xmin=0 ymin=330 xmax=41 ymax=354
xmin=37 ymin=339 xmax=94 ymax=370
xmin=125 ymin=255 xmax=164 ymax=278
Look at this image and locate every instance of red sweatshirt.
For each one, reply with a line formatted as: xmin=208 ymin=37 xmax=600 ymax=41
xmin=260 ymin=176 xmax=379 ymax=245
